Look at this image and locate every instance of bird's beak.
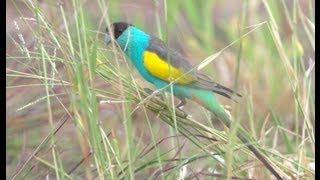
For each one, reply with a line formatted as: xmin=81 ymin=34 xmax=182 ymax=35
xmin=105 ymin=33 xmax=112 ymax=45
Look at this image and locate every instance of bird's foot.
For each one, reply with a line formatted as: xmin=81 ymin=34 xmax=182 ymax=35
xmin=176 ymin=97 xmax=186 ymax=109
xmin=175 ymin=97 xmax=189 ymax=118
xmin=143 ymin=88 xmax=164 ymax=100
xmin=144 ymin=88 xmax=189 ymax=118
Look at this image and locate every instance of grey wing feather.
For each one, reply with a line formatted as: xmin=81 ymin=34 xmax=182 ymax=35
xmin=191 ymin=72 xmax=242 ymax=101
xmin=146 ymin=36 xmax=196 ymax=76
xmin=146 ymin=36 xmax=241 ymax=101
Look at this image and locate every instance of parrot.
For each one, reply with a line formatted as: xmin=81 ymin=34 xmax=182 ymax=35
xmin=104 ymin=22 xmax=282 ymax=179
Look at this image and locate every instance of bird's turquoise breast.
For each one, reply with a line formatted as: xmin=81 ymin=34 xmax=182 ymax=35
xmin=117 ymin=26 xmax=160 ymax=84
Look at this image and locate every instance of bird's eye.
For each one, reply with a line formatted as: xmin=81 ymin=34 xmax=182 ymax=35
xmin=118 ymin=29 xmax=123 ymax=33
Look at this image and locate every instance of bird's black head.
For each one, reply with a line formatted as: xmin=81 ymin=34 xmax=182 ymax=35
xmin=106 ymin=22 xmax=132 ymax=39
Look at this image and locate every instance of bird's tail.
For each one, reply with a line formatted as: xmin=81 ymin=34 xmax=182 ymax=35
xmin=189 ymin=89 xmax=283 ymax=179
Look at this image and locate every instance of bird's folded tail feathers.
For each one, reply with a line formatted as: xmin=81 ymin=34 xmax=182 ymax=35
xmin=192 ymin=73 xmax=242 ymax=102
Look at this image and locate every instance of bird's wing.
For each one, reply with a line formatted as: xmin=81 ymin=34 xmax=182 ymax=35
xmin=143 ymin=36 xmax=241 ymax=100
xmin=191 ymin=72 xmax=242 ymax=100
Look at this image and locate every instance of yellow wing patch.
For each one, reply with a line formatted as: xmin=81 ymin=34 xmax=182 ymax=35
xmin=143 ymin=51 xmax=195 ymax=84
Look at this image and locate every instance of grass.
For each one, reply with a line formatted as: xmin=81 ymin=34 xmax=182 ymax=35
xmin=6 ymin=0 xmax=314 ymax=179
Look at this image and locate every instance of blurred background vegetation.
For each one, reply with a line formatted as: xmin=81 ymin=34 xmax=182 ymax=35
xmin=7 ymin=0 xmax=314 ymax=179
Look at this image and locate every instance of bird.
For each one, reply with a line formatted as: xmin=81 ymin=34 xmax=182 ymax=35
xmin=104 ymin=22 xmax=282 ymax=179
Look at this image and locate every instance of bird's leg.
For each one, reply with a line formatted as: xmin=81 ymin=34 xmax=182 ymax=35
xmin=143 ymin=88 xmax=153 ymax=95
xmin=143 ymin=88 xmax=164 ymax=100
xmin=176 ymin=97 xmax=186 ymax=109
xmin=144 ymin=88 xmax=188 ymax=118
xmin=143 ymin=88 xmax=167 ymax=114
xmin=175 ymin=97 xmax=189 ymax=118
